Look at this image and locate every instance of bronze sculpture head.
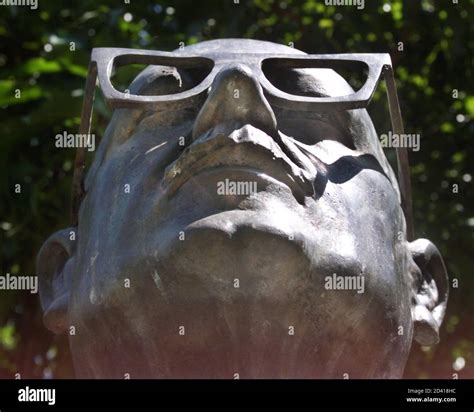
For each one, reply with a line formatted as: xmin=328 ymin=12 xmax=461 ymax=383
xmin=37 ymin=39 xmax=448 ymax=378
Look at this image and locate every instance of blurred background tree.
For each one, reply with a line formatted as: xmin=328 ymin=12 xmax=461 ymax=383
xmin=0 ymin=0 xmax=472 ymax=378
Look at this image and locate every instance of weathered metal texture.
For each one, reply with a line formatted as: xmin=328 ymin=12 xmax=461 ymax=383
xmin=37 ymin=39 xmax=447 ymax=379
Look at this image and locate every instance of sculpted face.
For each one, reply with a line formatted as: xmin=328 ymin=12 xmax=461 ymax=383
xmin=37 ymin=40 xmax=448 ymax=378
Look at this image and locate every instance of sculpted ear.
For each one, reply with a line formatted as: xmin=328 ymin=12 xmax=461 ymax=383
xmin=409 ymin=239 xmax=449 ymax=346
xmin=36 ymin=228 xmax=76 ymax=334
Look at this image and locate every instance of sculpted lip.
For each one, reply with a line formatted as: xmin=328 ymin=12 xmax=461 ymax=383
xmin=161 ymin=124 xmax=315 ymax=200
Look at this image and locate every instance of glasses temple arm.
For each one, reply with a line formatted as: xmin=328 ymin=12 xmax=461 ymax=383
xmin=383 ymin=65 xmax=414 ymax=241
xmin=71 ymin=61 xmax=98 ymax=226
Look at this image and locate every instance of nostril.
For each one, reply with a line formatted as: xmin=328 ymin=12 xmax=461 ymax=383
xmin=192 ymin=64 xmax=277 ymax=140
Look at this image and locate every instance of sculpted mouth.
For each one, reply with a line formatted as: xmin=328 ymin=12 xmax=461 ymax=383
xmin=162 ymin=124 xmax=315 ymax=201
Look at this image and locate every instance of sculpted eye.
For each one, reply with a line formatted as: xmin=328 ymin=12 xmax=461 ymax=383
xmin=261 ymin=63 xmax=368 ymax=97
xmin=262 ymin=65 xmax=365 ymax=148
xmin=137 ymin=69 xmax=186 ymax=95
xmin=129 ymin=67 xmax=213 ymax=127
xmin=111 ymin=65 xmax=212 ymax=96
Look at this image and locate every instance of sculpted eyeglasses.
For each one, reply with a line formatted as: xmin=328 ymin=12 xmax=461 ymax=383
xmin=72 ymin=48 xmax=413 ymax=240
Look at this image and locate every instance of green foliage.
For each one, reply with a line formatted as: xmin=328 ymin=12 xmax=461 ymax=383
xmin=0 ymin=0 xmax=473 ymax=378
xmin=0 ymin=321 xmax=17 ymax=350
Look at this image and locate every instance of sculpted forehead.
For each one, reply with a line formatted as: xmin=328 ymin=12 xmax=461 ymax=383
xmin=178 ymin=38 xmax=304 ymax=54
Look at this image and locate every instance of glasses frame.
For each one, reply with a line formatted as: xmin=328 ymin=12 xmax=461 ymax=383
xmin=72 ymin=47 xmax=413 ymax=240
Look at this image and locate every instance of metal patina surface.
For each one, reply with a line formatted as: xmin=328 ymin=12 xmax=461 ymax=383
xmin=37 ymin=39 xmax=448 ymax=378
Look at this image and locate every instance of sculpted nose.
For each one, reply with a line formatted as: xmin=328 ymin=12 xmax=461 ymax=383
xmin=192 ymin=64 xmax=278 ymax=139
